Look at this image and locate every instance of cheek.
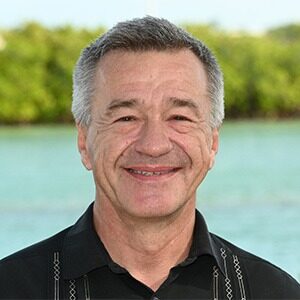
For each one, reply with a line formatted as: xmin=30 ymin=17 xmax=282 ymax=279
xmin=86 ymin=130 xmax=110 ymax=168
xmin=95 ymin=133 xmax=135 ymax=169
xmin=195 ymin=134 xmax=212 ymax=164
xmin=171 ymin=130 xmax=211 ymax=162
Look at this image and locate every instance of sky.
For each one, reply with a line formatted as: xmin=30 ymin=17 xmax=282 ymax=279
xmin=0 ymin=0 xmax=299 ymax=33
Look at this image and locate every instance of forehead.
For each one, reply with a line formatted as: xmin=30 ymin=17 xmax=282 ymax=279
xmin=93 ymin=49 xmax=209 ymax=108
xmin=96 ymin=49 xmax=206 ymax=79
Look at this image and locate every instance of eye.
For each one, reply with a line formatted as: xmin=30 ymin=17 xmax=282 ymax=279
xmin=114 ymin=116 xmax=136 ymax=122
xmin=170 ymin=115 xmax=192 ymax=122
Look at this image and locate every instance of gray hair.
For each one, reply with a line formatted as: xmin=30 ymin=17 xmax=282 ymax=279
xmin=72 ymin=16 xmax=224 ymax=128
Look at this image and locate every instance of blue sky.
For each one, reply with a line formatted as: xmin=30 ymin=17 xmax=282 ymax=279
xmin=1 ymin=0 xmax=299 ymax=32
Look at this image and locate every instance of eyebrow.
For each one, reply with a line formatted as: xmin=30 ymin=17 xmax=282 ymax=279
xmin=105 ymin=97 xmax=201 ymax=117
xmin=105 ymin=99 xmax=138 ymax=114
xmin=168 ymin=97 xmax=200 ymax=117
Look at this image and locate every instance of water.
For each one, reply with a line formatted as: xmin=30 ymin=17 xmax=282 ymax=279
xmin=0 ymin=121 xmax=299 ymax=281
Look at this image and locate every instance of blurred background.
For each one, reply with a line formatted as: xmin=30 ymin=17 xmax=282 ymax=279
xmin=0 ymin=0 xmax=299 ymax=281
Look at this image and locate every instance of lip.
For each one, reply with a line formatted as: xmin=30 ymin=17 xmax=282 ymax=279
xmin=123 ymin=165 xmax=181 ymax=181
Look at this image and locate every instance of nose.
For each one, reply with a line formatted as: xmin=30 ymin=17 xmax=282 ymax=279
xmin=134 ymin=120 xmax=173 ymax=157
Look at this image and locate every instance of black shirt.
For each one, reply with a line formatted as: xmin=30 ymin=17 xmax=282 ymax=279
xmin=0 ymin=202 xmax=299 ymax=299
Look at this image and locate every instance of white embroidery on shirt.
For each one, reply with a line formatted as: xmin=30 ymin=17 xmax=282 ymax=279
xmin=53 ymin=252 xmax=60 ymax=300
xmin=213 ymin=265 xmax=219 ymax=300
xmin=220 ymin=248 xmax=233 ymax=300
xmin=69 ymin=279 xmax=76 ymax=300
xmin=84 ymin=274 xmax=91 ymax=300
xmin=233 ymin=255 xmax=247 ymax=300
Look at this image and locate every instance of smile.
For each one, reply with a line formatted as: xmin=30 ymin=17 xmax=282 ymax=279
xmin=127 ymin=168 xmax=176 ymax=176
xmin=124 ymin=166 xmax=180 ymax=180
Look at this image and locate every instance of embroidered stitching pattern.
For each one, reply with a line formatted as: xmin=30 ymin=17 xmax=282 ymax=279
xmin=69 ymin=280 xmax=76 ymax=300
xmin=213 ymin=265 xmax=219 ymax=300
xmin=220 ymin=248 xmax=233 ymax=300
xmin=84 ymin=274 xmax=91 ymax=300
xmin=233 ymin=255 xmax=247 ymax=300
xmin=53 ymin=252 xmax=60 ymax=300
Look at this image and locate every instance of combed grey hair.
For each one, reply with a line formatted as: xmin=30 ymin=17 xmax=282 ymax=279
xmin=72 ymin=16 xmax=224 ymax=128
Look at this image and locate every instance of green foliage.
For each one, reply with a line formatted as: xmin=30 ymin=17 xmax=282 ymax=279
xmin=184 ymin=23 xmax=300 ymax=119
xmin=0 ymin=22 xmax=299 ymax=124
xmin=0 ymin=23 xmax=104 ymax=124
xmin=267 ymin=23 xmax=300 ymax=43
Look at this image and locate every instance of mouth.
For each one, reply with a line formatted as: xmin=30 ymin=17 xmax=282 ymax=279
xmin=124 ymin=166 xmax=180 ymax=180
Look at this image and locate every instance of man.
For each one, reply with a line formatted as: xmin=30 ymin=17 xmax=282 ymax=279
xmin=0 ymin=16 xmax=299 ymax=299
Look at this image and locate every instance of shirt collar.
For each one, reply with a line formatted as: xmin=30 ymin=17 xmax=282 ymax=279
xmin=62 ymin=203 xmax=110 ymax=279
xmin=62 ymin=203 xmax=225 ymax=279
xmin=187 ymin=210 xmax=226 ymax=275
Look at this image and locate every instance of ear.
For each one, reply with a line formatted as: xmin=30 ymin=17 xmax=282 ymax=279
xmin=77 ymin=124 xmax=92 ymax=171
xmin=208 ymin=128 xmax=219 ymax=170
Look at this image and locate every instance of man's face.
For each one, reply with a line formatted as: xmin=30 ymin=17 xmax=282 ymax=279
xmin=78 ymin=49 xmax=219 ymax=219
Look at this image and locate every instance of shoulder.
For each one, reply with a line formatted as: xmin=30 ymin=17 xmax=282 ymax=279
xmin=211 ymin=233 xmax=300 ymax=298
xmin=0 ymin=226 xmax=69 ymax=264
xmin=0 ymin=227 xmax=70 ymax=299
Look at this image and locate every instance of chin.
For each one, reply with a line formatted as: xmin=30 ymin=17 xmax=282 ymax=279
xmin=120 ymin=195 xmax=188 ymax=220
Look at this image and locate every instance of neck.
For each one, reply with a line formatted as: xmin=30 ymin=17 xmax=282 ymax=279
xmin=93 ymin=197 xmax=196 ymax=291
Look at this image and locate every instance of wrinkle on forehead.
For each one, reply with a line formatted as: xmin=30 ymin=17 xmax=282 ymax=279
xmin=94 ymin=49 xmax=208 ymax=87
xmin=92 ymin=49 xmax=210 ymax=120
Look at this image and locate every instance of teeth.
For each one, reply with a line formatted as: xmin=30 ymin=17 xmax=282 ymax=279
xmin=128 ymin=169 xmax=173 ymax=176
